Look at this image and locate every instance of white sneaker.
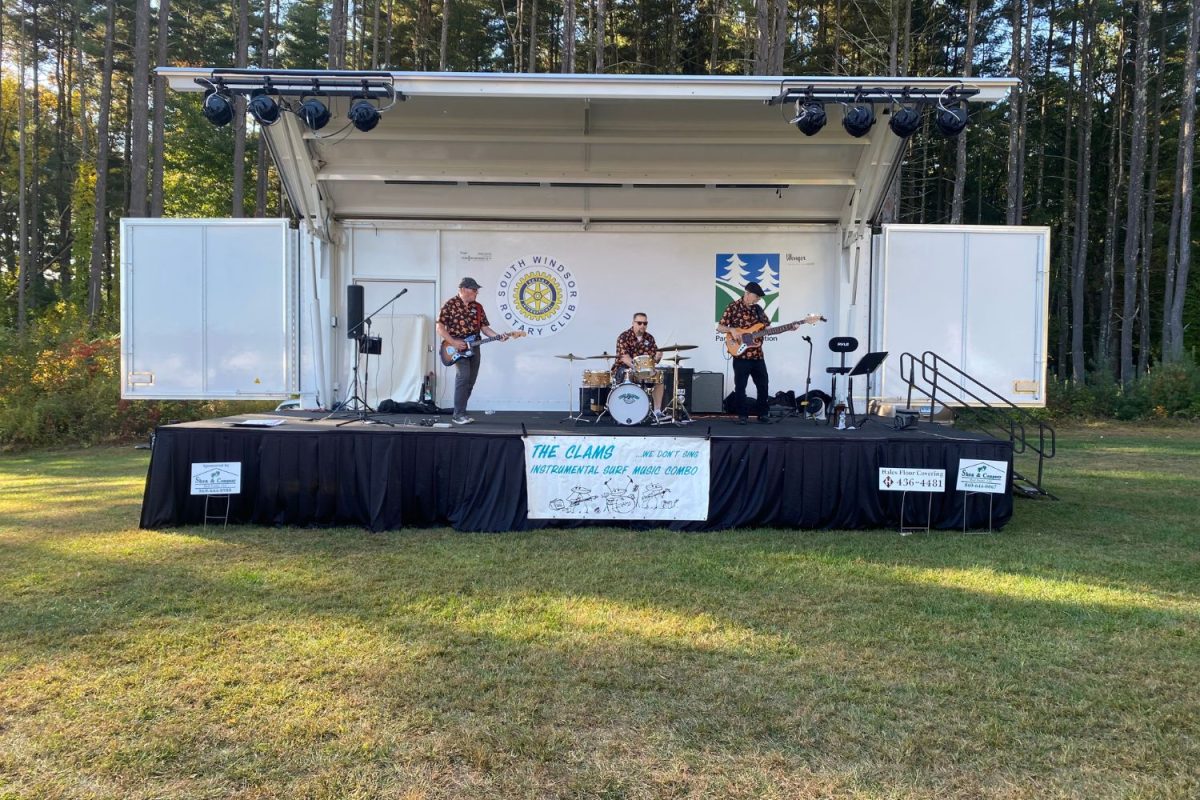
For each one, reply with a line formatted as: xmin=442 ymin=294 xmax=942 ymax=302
xmin=452 ymin=415 xmax=474 ymax=425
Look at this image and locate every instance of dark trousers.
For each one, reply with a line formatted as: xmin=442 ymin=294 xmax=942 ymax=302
xmin=452 ymin=353 xmax=482 ymax=416
xmin=732 ymin=358 xmax=769 ymax=420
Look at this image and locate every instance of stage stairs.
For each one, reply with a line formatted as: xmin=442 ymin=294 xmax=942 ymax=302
xmin=897 ymin=351 xmax=1057 ymax=499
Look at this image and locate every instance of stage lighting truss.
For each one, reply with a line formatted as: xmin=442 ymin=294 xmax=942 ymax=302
xmin=195 ymin=69 xmax=405 ymax=136
xmin=768 ymin=83 xmax=978 ymax=139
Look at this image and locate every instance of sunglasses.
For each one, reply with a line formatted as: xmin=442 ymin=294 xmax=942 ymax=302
xmin=635 ymin=320 xmax=648 ymax=325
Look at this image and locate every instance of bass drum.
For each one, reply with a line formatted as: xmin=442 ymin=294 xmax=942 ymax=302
xmin=605 ymin=381 xmax=652 ymax=425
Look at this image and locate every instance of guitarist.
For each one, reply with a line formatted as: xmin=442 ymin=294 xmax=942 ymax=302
xmin=436 ymin=277 xmax=508 ymax=425
xmin=716 ymin=281 xmax=796 ymax=425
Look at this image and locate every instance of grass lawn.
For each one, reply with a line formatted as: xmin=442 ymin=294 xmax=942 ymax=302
xmin=1 ymin=422 xmax=1197 ymax=799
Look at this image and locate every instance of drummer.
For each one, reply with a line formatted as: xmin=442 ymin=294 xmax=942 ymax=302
xmin=614 ymin=312 xmax=666 ymax=420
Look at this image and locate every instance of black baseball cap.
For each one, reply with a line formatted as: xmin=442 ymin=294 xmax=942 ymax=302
xmin=459 ymin=277 xmax=482 ymax=290
xmin=744 ymin=281 xmax=764 ymax=296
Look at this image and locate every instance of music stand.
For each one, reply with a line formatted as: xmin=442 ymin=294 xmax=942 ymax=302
xmin=846 ymin=351 xmax=888 ymax=426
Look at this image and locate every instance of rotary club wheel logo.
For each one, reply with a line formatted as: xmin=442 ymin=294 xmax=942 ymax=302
xmin=497 ymin=256 xmax=579 ymax=335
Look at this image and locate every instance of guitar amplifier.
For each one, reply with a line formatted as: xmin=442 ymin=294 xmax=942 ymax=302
xmin=691 ymin=371 xmax=725 ymax=413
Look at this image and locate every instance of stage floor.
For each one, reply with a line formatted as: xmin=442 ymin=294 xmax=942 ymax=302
xmin=140 ymin=410 xmax=1014 ymax=532
xmin=166 ymin=409 xmax=991 ymax=440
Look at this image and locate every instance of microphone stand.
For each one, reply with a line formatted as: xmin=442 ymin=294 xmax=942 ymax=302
xmin=802 ymin=335 xmax=817 ymax=423
xmin=335 ymin=289 xmax=408 ymax=426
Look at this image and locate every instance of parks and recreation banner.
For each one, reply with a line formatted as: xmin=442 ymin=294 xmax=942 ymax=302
xmin=523 ymin=436 xmax=710 ymax=521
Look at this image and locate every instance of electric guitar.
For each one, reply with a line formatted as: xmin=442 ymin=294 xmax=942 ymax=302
xmin=439 ymin=331 xmax=526 ymax=366
xmin=724 ymin=314 xmax=826 ymax=357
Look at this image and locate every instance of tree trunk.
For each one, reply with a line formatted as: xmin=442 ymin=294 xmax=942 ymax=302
xmin=89 ymin=0 xmax=117 ymax=324
xmin=563 ymin=0 xmax=575 ymax=72
xmin=1071 ymin=0 xmax=1094 ymax=382
xmin=1035 ymin=0 xmax=1055 ymax=216
xmin=528 ymin=0 xmax=538 ymax=71
xmin=754 ymin=0 xmax=769 ymax=73
xmin=1119 ymin=0 xmax=1151 ymax=386
xmin=1163 ymin=0 xmax=1197 ymax=362
xmin=1014 ymin=0 xmax=1033 ymax=211
xmin=1098 ymin=20 xmax=1126 ymax=372
xmin=1005 ymin=0 xmax=1022 ymax=224
xmin=30 ymin=3 xmax=42 ymax=316
xmin=151 ymin=0 xmax=170 ymax=217
xmin=708 ymin=0 xmax=720 ymax=74
xmin=595 ymin=0 xmax=605 ymax=72
xmin=950 ymin=0 xmax=976 ymax=224
xmin=256 ymin=0 xmax=272 ymax=218
xmin=373 ymin=0 xmax=381 ymax=68
xmin=771 ymin=0 xmax=786 ymax=74
xmin=73 ymin=8 xmax=89 ymax=161
xmin=330 ymin=0 xmax=347 ymax=68
xmin=1139 ymin=33 xmax=1163 ymax=373
xmin=440 ymin=0 xmax=451 ymax=69
xmin=55 ymin=7 xmax=73 ymax=300
xmin=17 ymin=26 xmax=29 ymax=333
xmin=1055 ymin=2 xmax=1073 ymax=378
xmin=129 ymin=0 xmax=151 ymax=217
xmin=232 ymin=0 xmax=249 ymax=217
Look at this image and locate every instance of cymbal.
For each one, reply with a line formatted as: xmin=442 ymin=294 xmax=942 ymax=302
xmin=584 ymin=352 xmax=618 ymax=360
xmin=660 ymin=355 xmax=691 ymax=362
xmin=554 ymin=353 xmax=589 ymax=360
xmin=657 ymin=344 xmax=698 ymax=353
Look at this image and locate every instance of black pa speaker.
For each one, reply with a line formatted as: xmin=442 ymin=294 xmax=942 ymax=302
xmin=346 ymin=284 xmax=364 ymax=339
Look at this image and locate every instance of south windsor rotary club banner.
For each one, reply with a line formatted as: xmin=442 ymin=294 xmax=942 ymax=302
xmin=523 ymin=436 xmax=711 ymax=521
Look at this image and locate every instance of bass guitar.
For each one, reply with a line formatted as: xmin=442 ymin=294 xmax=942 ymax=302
xmin=439 ymin=331 xmax=526 ymax=366
xmin=724 ymin=313 xmax=826 ymax=357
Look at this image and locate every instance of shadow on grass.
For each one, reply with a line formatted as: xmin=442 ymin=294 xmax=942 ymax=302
xmin=2 ymin=525 xmax=1198 ymax=796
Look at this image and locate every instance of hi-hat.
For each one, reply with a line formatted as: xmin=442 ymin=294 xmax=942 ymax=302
xmin=585 ymin=352 xmax=618 ymax=360
xmin=661 ymin=355 xmax=691 ymax=362
xmin=657 ymin=344 xmax=697 ymax=353
xmin=555 ymin=353 xmax=588 ymax=360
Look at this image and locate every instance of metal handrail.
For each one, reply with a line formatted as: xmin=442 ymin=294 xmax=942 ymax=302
xmin=898 ymin=351 xmax=1056 ymax=495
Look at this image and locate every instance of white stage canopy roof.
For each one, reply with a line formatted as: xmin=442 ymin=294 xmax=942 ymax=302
xmin=161 ymin=69 xmax=1018 ymax=236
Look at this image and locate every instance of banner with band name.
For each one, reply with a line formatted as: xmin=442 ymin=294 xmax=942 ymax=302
xmin=524 ymin=436 xmax=710 ymax=521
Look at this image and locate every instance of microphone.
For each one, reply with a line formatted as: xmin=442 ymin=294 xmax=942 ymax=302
xmin=395 ymin=288 xmax=408 ymax=298
xmin=802 ymin=335 xmax=811 ymax=343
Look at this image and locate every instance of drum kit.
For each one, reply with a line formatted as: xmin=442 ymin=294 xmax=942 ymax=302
xmin=557 ymin=344 xmax=697 ymax=426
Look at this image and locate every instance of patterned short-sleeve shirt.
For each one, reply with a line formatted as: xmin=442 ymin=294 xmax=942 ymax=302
xmin=718 ymin=299 xmax=769 ymax=360
xmin=438 ymin=295 xmax=490 ymax=338
xmin=614 ymin=328 xmax=658 ymax=373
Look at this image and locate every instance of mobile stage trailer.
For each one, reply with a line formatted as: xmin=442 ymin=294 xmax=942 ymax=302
xmin=129 ymin=71 xmax=1040 ymax=532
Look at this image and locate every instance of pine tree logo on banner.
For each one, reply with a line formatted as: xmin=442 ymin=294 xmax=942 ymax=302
xmin=715 ymin=254 xmax=781 ymax=322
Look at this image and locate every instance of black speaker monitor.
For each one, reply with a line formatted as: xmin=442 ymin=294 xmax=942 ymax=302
xmin=346 ymin=284 xmax=364 ymax=339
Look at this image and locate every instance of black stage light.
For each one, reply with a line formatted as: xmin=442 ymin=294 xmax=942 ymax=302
xmin=790 ymin=101 xmax=827 ymax=136
xmin=935 ymin=104 xmax=969 ymax=137
xmin=247 ymin=91 xmax=281 ymax=126
xmin=888 ymin=106 xmax=921 ymax=138
xmin=347 ymin=98 xmax=381 ymax=132
xmin=298 ymin=98 xmax=331 ymax=131
xmin=202 ymin=89 xmax=234 ymax=127
xmin=841 ymin=103 xmax=875 ymax=138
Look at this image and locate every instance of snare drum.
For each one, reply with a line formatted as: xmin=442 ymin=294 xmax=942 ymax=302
xmin=632 ymin=354 xmax=662 ymax=384
xmin=605 ymin=381 xmax=652 ymax=425
xmin=582 ymin=369 xmax=613 ymax=388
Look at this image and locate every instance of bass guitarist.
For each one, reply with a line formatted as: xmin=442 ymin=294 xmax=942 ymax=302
xmin=716 ymin=281 xmax=799 ymax=425
xmin=436 ymin=277 xmax=508 ymax=425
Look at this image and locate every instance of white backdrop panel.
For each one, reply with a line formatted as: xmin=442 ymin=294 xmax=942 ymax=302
xmin=431 ymin=229 xmax=839 ymax=410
